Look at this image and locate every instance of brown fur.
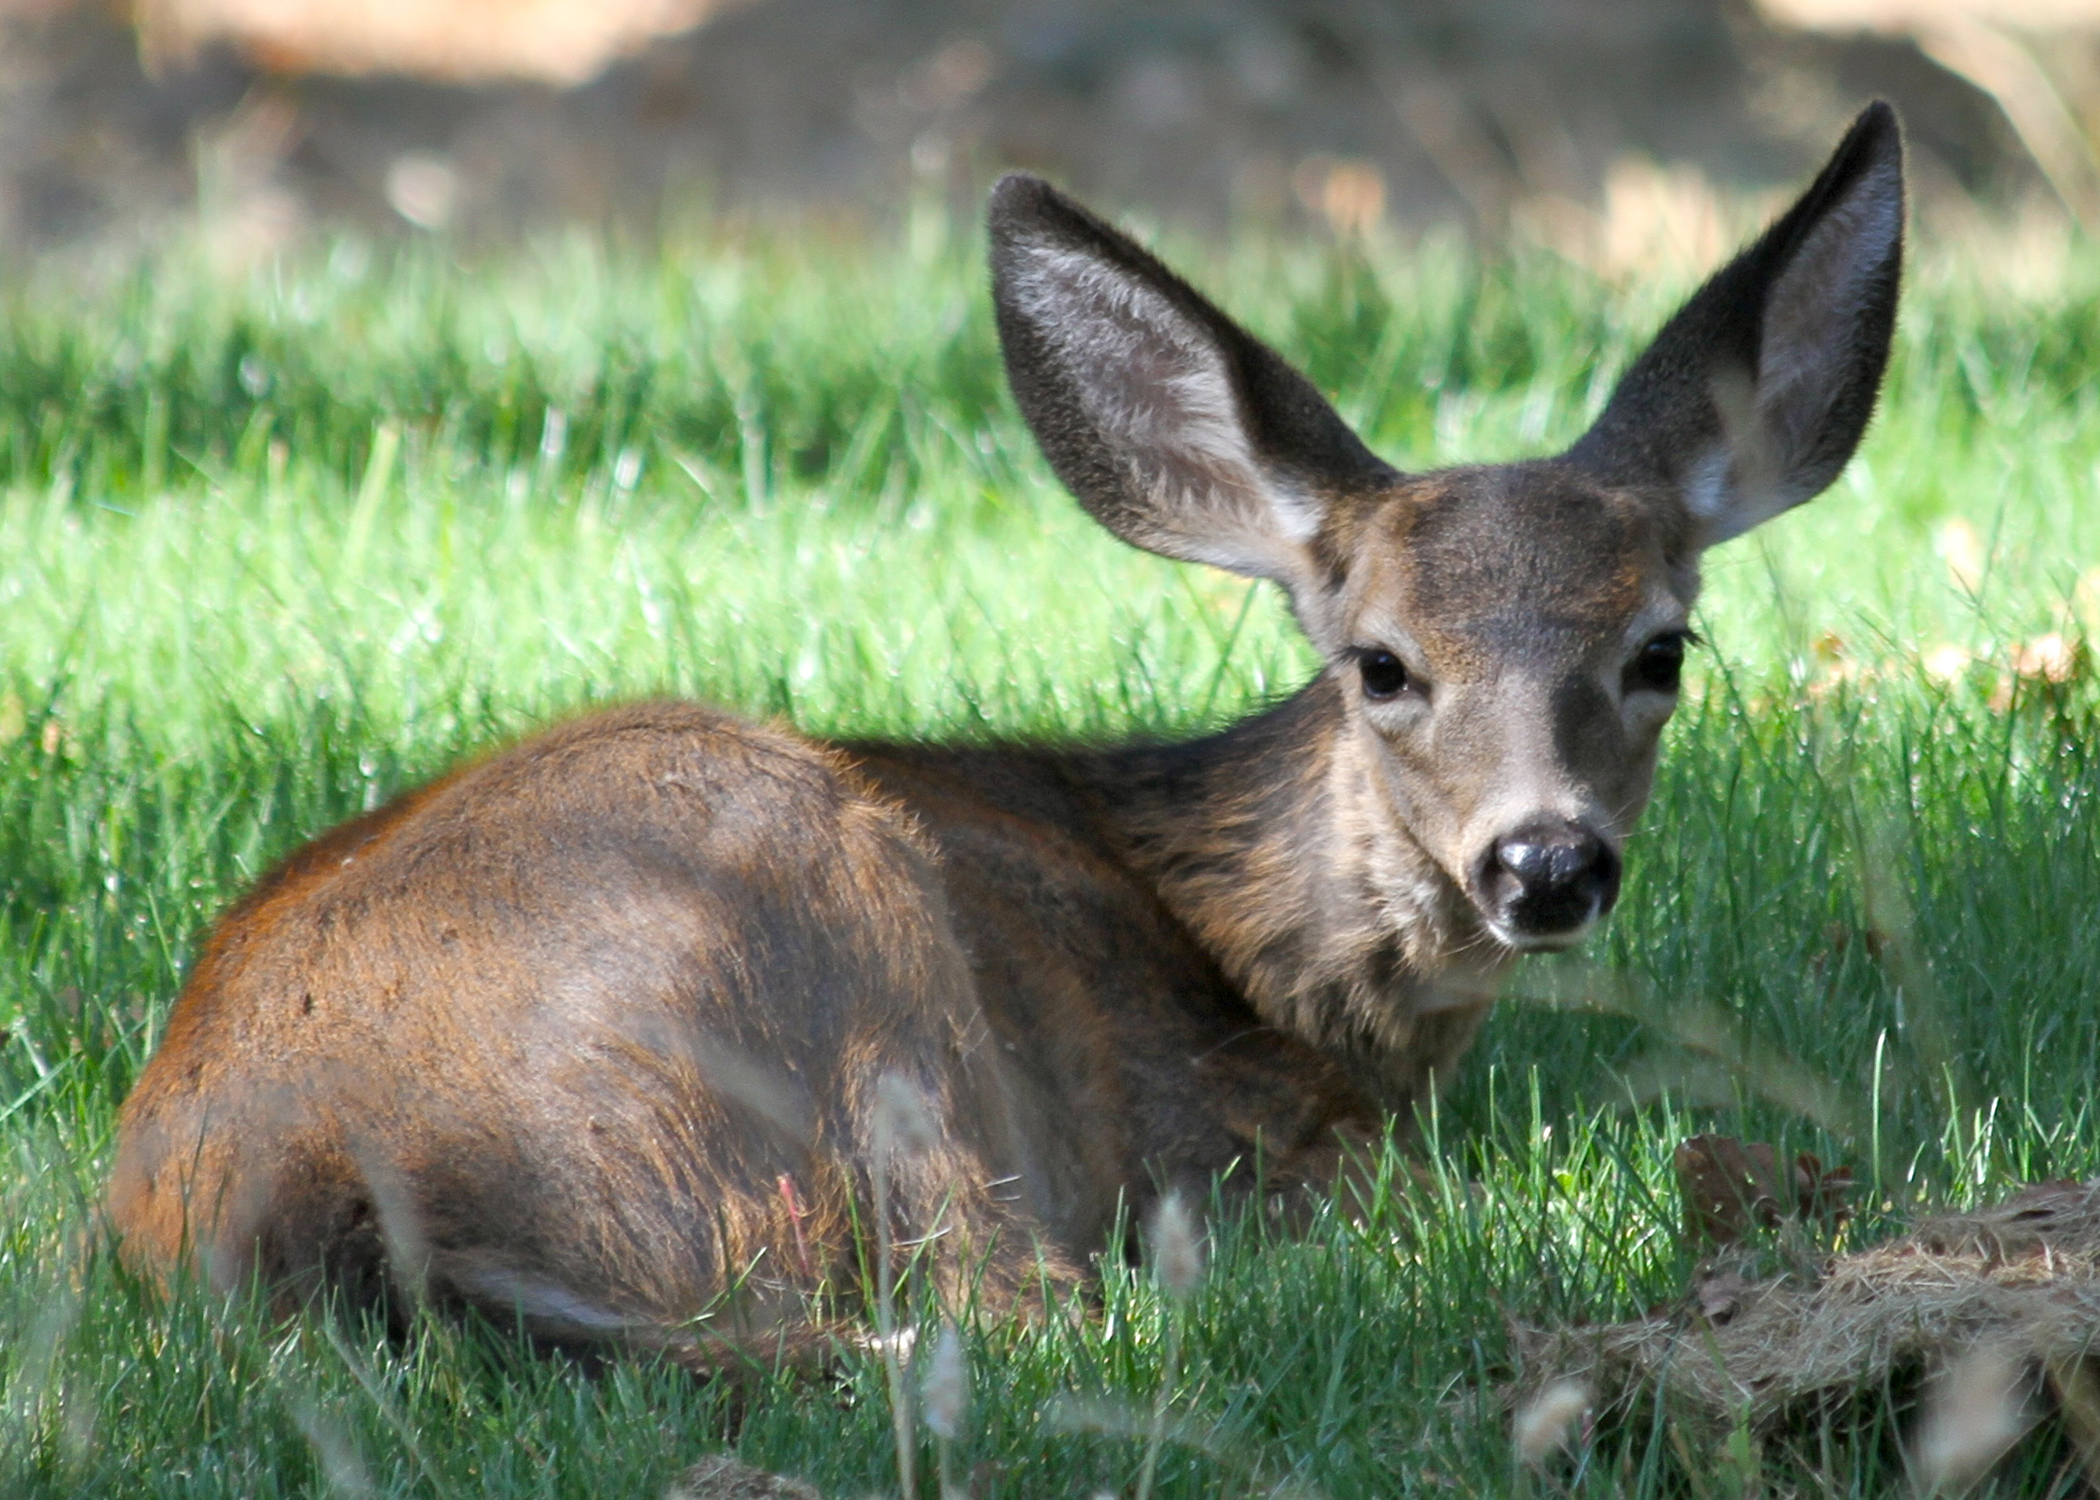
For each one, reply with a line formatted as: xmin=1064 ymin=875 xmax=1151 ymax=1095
xmin=109 ymin=106 xmax=1907 ymax=1359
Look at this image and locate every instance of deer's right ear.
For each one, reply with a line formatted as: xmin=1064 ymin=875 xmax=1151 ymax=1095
xmin=1567 ymin=102 xmax=1904 ymax=548
xmin=989 ymin=175 xmax=1394 ymax=629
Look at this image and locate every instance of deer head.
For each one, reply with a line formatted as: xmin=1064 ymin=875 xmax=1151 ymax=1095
xmin=990 ymin=104 xmax=1902 ymax=958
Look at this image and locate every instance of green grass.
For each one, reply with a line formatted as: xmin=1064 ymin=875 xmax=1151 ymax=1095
xmin=3 ymin=212 xmax=2100 ymax=1497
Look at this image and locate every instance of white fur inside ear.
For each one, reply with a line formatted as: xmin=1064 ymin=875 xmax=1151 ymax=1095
xmin=1007 ymin=239 xmax=1319 ymax=577
xmin=1682 ymin=441 xmax=1734 ymax=531
xmin=1685 ymin=364 xmax=1809 ymax=544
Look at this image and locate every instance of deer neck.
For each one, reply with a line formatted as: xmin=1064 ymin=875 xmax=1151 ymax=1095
xmin=1067 ymin=677 xmax=1511 ymax=1077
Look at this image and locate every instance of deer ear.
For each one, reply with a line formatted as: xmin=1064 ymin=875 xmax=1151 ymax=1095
xmin=1568 ymin=102 xmax=1904 ymax=547
xmin=989 ymin=175 xmax=1394 ymax=613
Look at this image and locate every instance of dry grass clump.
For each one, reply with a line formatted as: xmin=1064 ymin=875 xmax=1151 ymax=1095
xmin=664 ymin=1452 xmax=824 ymax=1500
xmin=1511 ymin=1177 xmax=2100 ymax=1481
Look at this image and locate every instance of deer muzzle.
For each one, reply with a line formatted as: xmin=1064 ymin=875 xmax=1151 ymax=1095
xmin=1476 ymin=818 xmax=1622 ymax=948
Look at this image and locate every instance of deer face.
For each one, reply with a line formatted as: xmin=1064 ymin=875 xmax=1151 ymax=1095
xmin=990 ymin=103 xmax=1902 ymax=961
xmin=1315 ymin=466 xmax=1698 ymax=949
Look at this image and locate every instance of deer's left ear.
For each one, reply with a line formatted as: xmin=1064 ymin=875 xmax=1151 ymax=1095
xmin=1567 ymin=102 xmax=1904 ymax=547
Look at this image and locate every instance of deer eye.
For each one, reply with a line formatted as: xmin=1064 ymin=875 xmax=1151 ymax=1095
xmin=1626 ymin=632 xmax=1693 ymax=694
xmin=1357 ymin=648 xmax=1413 ymax=701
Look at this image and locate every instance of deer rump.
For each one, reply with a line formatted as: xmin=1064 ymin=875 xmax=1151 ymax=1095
xmin=109 ymin=105 xmax=1905 ymax=1361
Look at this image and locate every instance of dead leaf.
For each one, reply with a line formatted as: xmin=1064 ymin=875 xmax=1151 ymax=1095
xmin=1791 ymin=1150 xmax=1856 ymax=1232
xmin=1675 ymin=1136 xmax=1857 ymax=1248
xmin=1692 ymin=1267 xmax=1756 ymax=1326
xmin=1676 ymin=1135 xmax=1787 ymax=1247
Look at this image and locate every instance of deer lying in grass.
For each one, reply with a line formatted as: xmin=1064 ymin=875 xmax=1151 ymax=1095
xmin=110 ymin=105 xmax=1904 ymax=1359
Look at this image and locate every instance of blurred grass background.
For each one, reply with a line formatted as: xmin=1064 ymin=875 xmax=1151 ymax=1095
xmin=0 ymin=212 xmax=2097 ymax=1494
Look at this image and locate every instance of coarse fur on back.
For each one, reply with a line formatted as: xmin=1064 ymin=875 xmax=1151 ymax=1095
xmin=110 ymin=104 xmax=1906 ymax=1361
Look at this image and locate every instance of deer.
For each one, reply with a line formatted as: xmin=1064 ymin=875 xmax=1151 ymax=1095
xmin=109 ymin=104 xmax=1904 ymax=1362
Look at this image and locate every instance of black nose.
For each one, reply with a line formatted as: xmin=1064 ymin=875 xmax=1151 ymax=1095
xmin=1480 ymin=820 xmax=1621 ymax=937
